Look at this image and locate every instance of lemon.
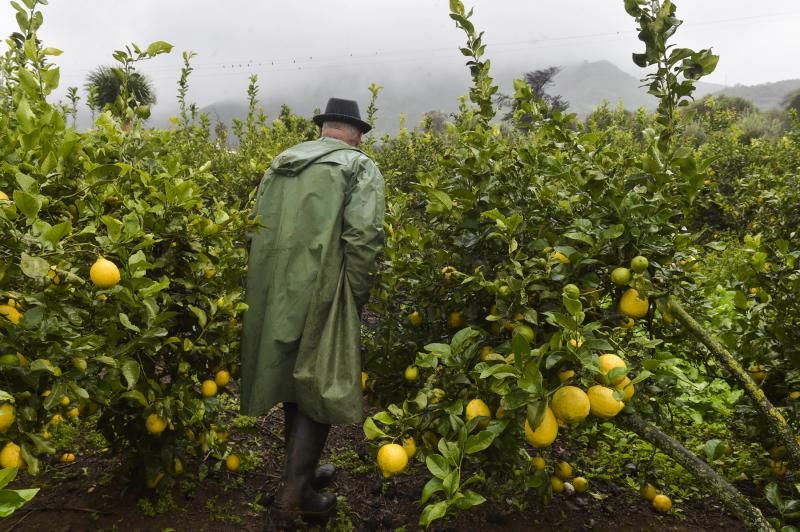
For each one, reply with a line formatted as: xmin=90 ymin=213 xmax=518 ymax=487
xmin=620 ymin=317 xmax=635 ymax=329
xmin=50 ymin=414 xmax=63 ymax=426
xmin=65 ymin=407 xmax=80 ymax=419
xmin=201 ymin=379 xmax=218 ymax=397
xmin=495 ymin=406 xmax=506 ymax=419
xmin=361 ymin=371 xmax=369 ymax=391
xmin=550 ymin=476 xmax=565 ymax=493
xmin=61 ymin=396 xmax=71 ymax=406
xmin=146 ymin=413 xmax=168 ymax=434
xmin=0 ymin=404 xmax=15 ymax=433
xmin=225 ymin=454 xmax=241 ymax=471
xmin=404 ymin=366 xmax=419 ymax=382
xmin=430 ymin=388 xmax=445 ymax=404
xmin=568 ymin=337 xmax=584 ymax=349
xmin=531 ymin=456 xmax=546 ymax=470
xmin=551 ymin=251 xmax=570 ymax=265
xmin=408 ymin=311 xmax=423 ymax=327
xmin=465 ymin=399 xmax=491 ymax=429
xmin=616 ymin=376 xmax=636 ymax=402
xmin=611 ymin=267 xmax=632 ymax=286
xmin=214 ymin=370 xmax=231 ymax=387
xmin=0 ymin=191 xmax=8 ymax=201
xmin=551 ymin=386 xmax=590 ymax=424
xmin=524 ymin=407 xmax=558 ymax=448
xmin=0 ymin=304 xmax=22 ymax=325
xmin=630 ymin=255 xmax=649 ymax=273
xmin=554 ymin=461 xmax=573 ymax=480
xmin=60 ymin=452 xmax=76 ymax=463
xmin=619 ymin=288 xmax=649 ymax=318
xmin=513 ymin=324 xmax=535 ymax=344
xmin=90 ymin=257 xmax=121 ymax=289
xmin=652 ymin=494 xmax=672 ymax=513
xmin=573 ymin=476 xmax=589 ymax=493
xmin=173 ymin=458 xmax=184 ymax=475
xmin=598 ymin=353 xmax=627 ymax=385
xmin=641 ymin=483 xmax=657 ymax=501
xmin=377 ymin=443 xmax=408 ymax=478
xmin=788 ymin=391 xmax=800 ymax=400
xmin=558 ymin=369 xmax=575 ymax=382
xmin=402 ymin=436 xmax=417 ymax=459
xmin=0 ymin=442 xmax=21 ymax=468
xmin=447 ymin=311 xmax=463 ymax=329
xmin=587 ymin=385 xmax=624 ymax=418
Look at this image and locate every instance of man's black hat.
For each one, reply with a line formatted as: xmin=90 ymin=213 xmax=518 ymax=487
xmin=313 ymin=97 xmax=372 ymax=133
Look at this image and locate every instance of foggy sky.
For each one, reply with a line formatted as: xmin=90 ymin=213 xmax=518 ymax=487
xmin=1 ymin=1 xmax=798 ymax=121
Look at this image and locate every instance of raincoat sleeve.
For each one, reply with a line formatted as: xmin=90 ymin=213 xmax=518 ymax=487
xmin=341 ymin=156 xmax=385 ymax=308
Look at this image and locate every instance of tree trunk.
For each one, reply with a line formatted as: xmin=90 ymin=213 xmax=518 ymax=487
xmin=615 ymin=413 xmax=773 ymax=532
xmin=668 ymin=297 xmax=800 ymax=470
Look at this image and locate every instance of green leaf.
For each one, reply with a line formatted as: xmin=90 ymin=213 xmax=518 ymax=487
xmin=452 ymin=489 xmax=486 ymax=510
xmin=188 ymin=305 xmax=207 ymax=328
xmin=442 ymin=468 xmax=460 ymax=498
xmin=43 ymin=220 xmax=71 ymax=246
xmin=19 ymin=252 xmax=49 ymax=278
xmin=426 ymin=454 xmax=450 ymax=479
xmin=15 ymin=97 xmax=36 ymax=133
xmin=145 ymin=40 xmax=173 ymax=57
xmin=120 ymin=359 xmax=140 ymax=389
xmin=600 ymin=224 xmax=625 ymax=241
xmin=118 ymin=313 xmax=141 ymax=333
xmin=765 ymin=482 xmax=783 ymax=511
xmin=362 ymin=417 xmax=387 ymax=441
xmin=120 ymin=390 xmax=148 ymax=407
xmin=420 ymin=477 xmax=444 ymax=504
xmin=419 ymin=500 xmax=448 ymax=528
xmin=0 ymin=468 xmax=17 ymax=490
xmin=13 ymin=190 xmax=41 ymax=219
xmin=0 ymin=487 xmax=38 ymax=517
xmin=464 ymin=431 xmax=496 ymax=454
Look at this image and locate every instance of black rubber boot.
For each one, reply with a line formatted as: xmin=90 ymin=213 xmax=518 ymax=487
xmin=273 ymin=408 xmax=336 ymax=525
xmin=283 ymin=403 xmax=337 ymax=490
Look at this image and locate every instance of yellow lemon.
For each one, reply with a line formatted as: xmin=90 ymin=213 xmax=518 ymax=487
xmin=554 ymin=461 xmax=573 ymax=480
xmin=620 ymin=317 xmax=635 ymax=329
xmin=377 ymin=443 xmax=408 ymax=478
xmin=616 ymin=376 xmax=636 ymax=402
xmin=225 ymin=454 xmax=241 ymax=471
xmin=60 ymin=452 xmax=76 ymax=463
xmin=641 ymin=483 xmax=657 ymax=501
xmin=524 ymin=407 xmax=558 ymax=448
xmin=550 ymin=476 xmax=565 ymax=493
xmin=573 ymin=476 xmax=589 ymax=493
xmin=50 ymin=413 xmax=63 ymax=426
xmin=0 ymin=404 xmax=16 ymax=433
xmin=173 ymin=458 xmax=184 ymax=475
xmin=465 ymin=399 xmax=491 ymax=429
xmin=404 ymin=366 xmax=419 ymax=382
xmin=402 ymin=436 xmax=417 ymax=459
xmin=201 ymin=379 xmax=218 ymax=397
xmin=619 ymin=288 xmax=649 ymax=319
xmin=531 ymin=456 xmax=546 ymax=470
xmin=361 ymin=371 xmax=368 ymax=391
xmin=587 ymin=385 xmax=624 ymax=418
xmin=0 ymin=442 xmax=21 ymax=468
xmin=447 ymin=311 xmax=463 ymax=329
xmin=558 ymin=369 xmax=575 ymax=382
xmin=551 ymin=386 xmax=590 ymax=424
xmin=408 ymin=311 xmax=423 ymax=327
xmin=598 ymin=354 xmax=627 ymax=385
xmin=146 ymin=414 xmax=167 ymax=434
xmin=0 ymin=191 xmax=8 ymax=201
xmin=65 ymin=407 xmax=80 ymax=419
xmin=90 ymin=257 xmax=121 ymax=289
xmin=61 ymin=396 xmax=71 ymax=406
xmin=652 ymin=494 xmax=672 ymax=513
xmin=551 ymin=251 xmax=570 ymax=265
xmin=0 ymin=304 xmax=22 ymax=325
xmin=214 ymin=370 xmax=231 ymax=387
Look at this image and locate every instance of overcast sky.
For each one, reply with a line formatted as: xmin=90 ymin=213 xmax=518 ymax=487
xmin=2 ymin=1 xmax=798 ymax=117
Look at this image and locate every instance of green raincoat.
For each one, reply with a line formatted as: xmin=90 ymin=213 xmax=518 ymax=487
xmin=240 ymin=137 xmax=385 ymax=424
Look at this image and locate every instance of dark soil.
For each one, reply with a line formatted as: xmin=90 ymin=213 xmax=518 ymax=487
xmin=4 ymin=409 xmax=747 ymax=532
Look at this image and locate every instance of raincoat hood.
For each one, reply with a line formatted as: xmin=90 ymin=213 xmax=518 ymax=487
xmin=270 ymin=137 xmax=362 ymax=177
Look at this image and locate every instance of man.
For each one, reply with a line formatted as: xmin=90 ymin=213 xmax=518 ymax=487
xmin=240 ymin=97 xmax=385 ymax=522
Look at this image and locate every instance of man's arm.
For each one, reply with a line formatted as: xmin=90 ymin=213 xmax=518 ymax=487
xmin=342 ymin=156 xmax=385 ymax=308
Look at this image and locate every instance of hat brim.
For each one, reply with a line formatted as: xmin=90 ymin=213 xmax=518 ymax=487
xmin=313 ymin=113 xmax=372 ymax=133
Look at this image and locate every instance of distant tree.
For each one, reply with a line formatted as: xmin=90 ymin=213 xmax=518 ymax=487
xmin=496 ymin=66 xmax=568 ymax=123
xmin=419 ymin=110 xmax=449 ymax=135
xmin=85 ymin=65 xmax=156 ymax=116
xmin=784 ymin=89 xmax=800 ymax=115
xmin=688 ymin=94 xmax=756 ymax=131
